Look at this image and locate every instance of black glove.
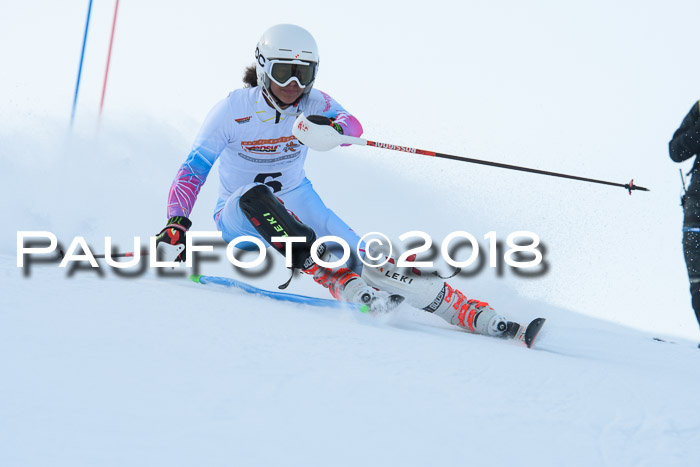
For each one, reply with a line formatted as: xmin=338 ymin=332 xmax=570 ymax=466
xmin=155 ymin=216 xmax=192 ymax=262
xmin=307 ymin=114 xmax=344 ymax=134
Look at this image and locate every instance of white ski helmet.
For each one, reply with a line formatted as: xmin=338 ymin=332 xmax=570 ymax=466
xmin=255 ymin=24 xmax=319 ymax=115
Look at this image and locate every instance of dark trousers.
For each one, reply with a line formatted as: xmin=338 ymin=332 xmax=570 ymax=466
xmin=683 ymin=194 xmax=700 ymax=328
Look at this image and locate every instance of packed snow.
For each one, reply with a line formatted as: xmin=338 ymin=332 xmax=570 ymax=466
xmin=3 ymin=1 xmax=700 ymax=466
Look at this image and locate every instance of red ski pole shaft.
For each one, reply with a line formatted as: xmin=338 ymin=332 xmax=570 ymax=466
xmin=341 ymin=135 xmax=649 ymax=194
xmin=59 ymin=249 xmax=148 ymax=259
xmin=93 ymin=250 xmax=148 ymax=259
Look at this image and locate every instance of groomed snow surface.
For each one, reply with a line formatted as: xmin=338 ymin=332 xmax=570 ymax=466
xmin=2 ymin=255 xmax=700 ymax=467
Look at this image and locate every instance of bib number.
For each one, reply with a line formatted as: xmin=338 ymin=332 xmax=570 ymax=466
xmin=254 ymin=172 xmax=283 ymax=193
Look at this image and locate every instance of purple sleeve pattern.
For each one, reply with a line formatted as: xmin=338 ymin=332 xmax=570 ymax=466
xmin=165 ymin=96 xmax=231 ymax=219
xmin=166 ymin=148 xmax=215 ymax=218
xmin=317 ymin=91 xmax=363 ymax=143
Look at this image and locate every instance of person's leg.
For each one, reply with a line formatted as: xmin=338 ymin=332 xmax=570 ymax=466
xmin=361 ymin=246 xmax=509 ymax=337
xmin=277 ymin=178 xmax=364 ymax=274
xmin=215 ymin=183 xmax=268 ymax=250
xmin=230 ymin=183 xmax=399 ymax=311
xmin=682 ymin=194 xmax=700 ymax=331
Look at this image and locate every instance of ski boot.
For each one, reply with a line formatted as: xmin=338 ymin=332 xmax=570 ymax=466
xmin=361 ymin=253 xmax=508 ymax=336
xmin=303 ymin=250 xmax=404 ymax=313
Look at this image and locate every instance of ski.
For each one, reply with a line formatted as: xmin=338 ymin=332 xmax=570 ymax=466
xmin=190 ymin=274 xmax=545 ymax=348
xmin=504 ymin=318 xmax=546 ymax=348
xmin=524 ymin=318 xmax=546 ymax=348
xmin=189 ymin=274 xmax=370 ymax=312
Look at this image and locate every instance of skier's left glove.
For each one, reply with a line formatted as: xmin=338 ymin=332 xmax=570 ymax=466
xmin=155 ymin=216 xmax=192 ymax=262
xmin=292 ymin=113 xmax=345 ymax=151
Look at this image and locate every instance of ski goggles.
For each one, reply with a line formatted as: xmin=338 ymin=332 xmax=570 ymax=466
xmin=267 ymin=59 xmax=317 ymax=88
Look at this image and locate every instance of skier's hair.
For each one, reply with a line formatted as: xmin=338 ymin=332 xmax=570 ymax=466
xmin=243 ymin=63 xmax=258 ymax=88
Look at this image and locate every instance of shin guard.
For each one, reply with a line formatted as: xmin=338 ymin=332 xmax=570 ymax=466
xmin=239 ymin=184 xmax=324 ymax=270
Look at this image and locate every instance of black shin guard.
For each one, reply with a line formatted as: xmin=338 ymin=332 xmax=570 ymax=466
xmin=239 ymin=184 xmax=324 ymax=269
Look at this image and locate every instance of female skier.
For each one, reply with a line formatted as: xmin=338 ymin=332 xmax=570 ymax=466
xmin=156 ymin=24 xmax=510 ymax=338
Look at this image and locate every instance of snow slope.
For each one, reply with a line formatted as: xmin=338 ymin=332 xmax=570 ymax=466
xmin=3 ymin=1 xmax=700 ymax=466
xmin=2 ymin=256 xmax=700 ymax=467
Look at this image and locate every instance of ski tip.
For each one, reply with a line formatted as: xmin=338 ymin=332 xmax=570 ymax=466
xmin=525 ymin=318 xmax=546 ymax=349
xmin=390 ymin=294 xmax=405 ymax=307
xmin=189 ymin=274 xmax=203 ymax=284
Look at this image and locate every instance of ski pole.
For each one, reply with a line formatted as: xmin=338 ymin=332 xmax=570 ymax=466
xmin=338 ymin=135 xmax=649 ymax=195
xmin=58 ymin=249 xmax=148 ymax=259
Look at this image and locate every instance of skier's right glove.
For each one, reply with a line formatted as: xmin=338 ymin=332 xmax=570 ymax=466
xmin=155 ymin=216 xmax=192 ymax=262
